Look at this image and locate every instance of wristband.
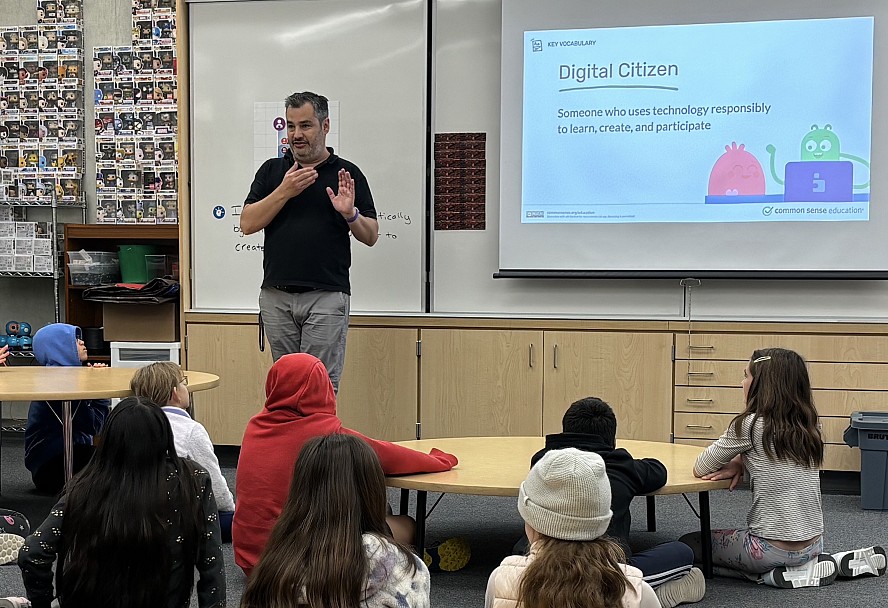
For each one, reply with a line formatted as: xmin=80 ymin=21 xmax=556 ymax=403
xmin=346 ymin=208 xmax=360 ymax=224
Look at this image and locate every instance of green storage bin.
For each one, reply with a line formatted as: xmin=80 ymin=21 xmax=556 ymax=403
xmin=118 ymin=244 xmax=158 ymax=284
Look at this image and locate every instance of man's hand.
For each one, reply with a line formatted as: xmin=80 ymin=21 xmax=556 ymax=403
xmin=326 ymin=168 xmax=356 ymax=216
xmin=700 ymin=455 xmax=744 ymax=490
xmin=276 ymin=164 xmax=317 ymax=199
xmin=87 ymin=362 xmax=108 ymax=368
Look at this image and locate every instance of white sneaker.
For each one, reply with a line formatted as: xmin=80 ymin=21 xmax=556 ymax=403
xmin=832 ymin=546 xmax=887 ymax=578
xmin=0 ymin=598 xmax=30 ymax=608
xmin=761 ymin=554 xmax=838 ymax=588
xmin=654 ymin=567 xmax=706 ymax=607
xmin=0 ymin=534 xmax=24 ymax=566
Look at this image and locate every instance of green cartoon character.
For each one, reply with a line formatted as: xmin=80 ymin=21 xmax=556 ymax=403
xmin=766 ymin=124 xmax=869 ymax=189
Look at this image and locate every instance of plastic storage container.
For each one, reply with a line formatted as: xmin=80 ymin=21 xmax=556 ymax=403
xmin=118 ymin=244 xmax=158 ymax=284
xmin=844 ymin=411 xmax=888 ymax=509
xmin=145 ymin=254 xmax=168 ymax=280
xmin=67 ymin=250 xmax=118 ymax=265
xmin=68 ymin=262 xmax=121 ymax=286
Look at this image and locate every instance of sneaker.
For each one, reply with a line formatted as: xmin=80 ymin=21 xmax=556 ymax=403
xmin=423 ymin=537 xmax=471 ymax=572
xmin=0 ymin=535 xmax=24 ymax=566
xmin=762 ymin=554 xmax=838 ymax=588
xmin=832 ymin=546 xmax=887 ymax=579
xmin=0 ymin=510 xmax=29 ymax=537
xmin=654 ymin=567 xmax=706 ymax=607
xmin=0 ymin=598 xmax=30 ymax=608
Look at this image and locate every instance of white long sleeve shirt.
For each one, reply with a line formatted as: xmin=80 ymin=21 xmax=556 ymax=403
xmin=161 ymin=406 xmax=236 ymax=512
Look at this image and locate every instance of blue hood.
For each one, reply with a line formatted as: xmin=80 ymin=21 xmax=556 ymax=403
xmin=33 ymin=323 xmax=82 ymax=367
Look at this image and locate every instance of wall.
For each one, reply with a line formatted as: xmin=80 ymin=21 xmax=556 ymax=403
xmin=1 ymin=0 xmax=131 ymax=420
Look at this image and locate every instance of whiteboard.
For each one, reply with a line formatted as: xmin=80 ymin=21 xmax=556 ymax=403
xmin=189 ymin=0 xmax=425 ymax=312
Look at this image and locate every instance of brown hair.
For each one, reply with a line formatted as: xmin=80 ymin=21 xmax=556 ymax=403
xmin=518 ymin=536 xmax=629 ymax=608
xmin=240 ymin=434 xmax=416 ymax=608
xmin=732 ymin=347 xmax=823 ymax=468
xmin=130 ymin=361 xmax=181 ymax=407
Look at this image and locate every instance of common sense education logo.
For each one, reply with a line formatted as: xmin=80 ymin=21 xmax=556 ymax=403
xmin=526 ymin=210 xmax=544 ymax=218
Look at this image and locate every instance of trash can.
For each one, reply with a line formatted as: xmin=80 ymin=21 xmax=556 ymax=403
xmin=844 ymin=411 xmax=888 ymax=510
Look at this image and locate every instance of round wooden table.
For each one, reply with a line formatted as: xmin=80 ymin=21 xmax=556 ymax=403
xmin=0 ymin=366 xmax=219 ymax=482
xmin=388 ymin=437 xmax=730 ymax=578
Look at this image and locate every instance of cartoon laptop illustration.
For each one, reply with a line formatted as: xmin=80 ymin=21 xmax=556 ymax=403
xmin=783 ymin=161 xmax=853 ymax=202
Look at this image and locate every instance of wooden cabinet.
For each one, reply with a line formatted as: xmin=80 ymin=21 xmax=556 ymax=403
xmin=673 ymin=331 xmax=888 ymax=471
xmin=419 ymin=329 xmax=544 ymax=438
xmin=337 ymin=328 xmax=419 ymax=442
xmin=184 ymin=316 xmax=883 ymax=472
xmin=187 ymin=322 xmax=272 ymax=445
xmin=417 ymin=329 xmax=673 ymax=440
xmin=542 ymin=332 xmax=673 ymax=442
xmin=186 ymin=322 xmax=419 ymax=444
xmin=64 ymin=223 xmax=179 ymax=359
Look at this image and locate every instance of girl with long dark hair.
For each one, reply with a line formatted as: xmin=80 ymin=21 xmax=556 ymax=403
xmin=241 ymin=433 xmax=429 ymax=608
xmin=685 ymin=347 xmax=884 ymax=587
xmin=17 ymin=396 xmax=225 ymax=608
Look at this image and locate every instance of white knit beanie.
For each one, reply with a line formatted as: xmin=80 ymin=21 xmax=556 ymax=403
xmin=518 ymin=448 xmax=612 ymax=541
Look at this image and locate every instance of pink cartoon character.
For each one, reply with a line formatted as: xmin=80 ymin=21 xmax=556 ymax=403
xmin=707 ymin=142 xmax=765 ymax=196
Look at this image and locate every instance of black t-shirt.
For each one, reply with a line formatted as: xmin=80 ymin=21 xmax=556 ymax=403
xmin=244 ymin=148 xmax=377 ymax=294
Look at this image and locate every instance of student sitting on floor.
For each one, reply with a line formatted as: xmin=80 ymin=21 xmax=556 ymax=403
xmin=522 ymin=396 xmax=704 ymax=607
xmin=233 ymin=352 xmax=459 ymax=576
xmin=241 ymin=434 xmax=430 ymax=608
xmin=130 ymin=361 xmax=236 ymax=542
xmin=24 ymin=323 xmax=110 ymax=494
xmin=17 ymin=396 xmax=225 ymax=608
xmin=684 ymin=348 xmax=886 ymax=588
xmin=487 ymin=448 xmax=660 ymax=608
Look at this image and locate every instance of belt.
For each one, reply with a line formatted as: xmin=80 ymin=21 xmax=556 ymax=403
xmin=274 ymin=285 xmax=320 ymax=294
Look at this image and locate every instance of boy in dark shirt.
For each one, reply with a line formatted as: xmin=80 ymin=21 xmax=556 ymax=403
xmin=530 ymin=397 xmax=705 ymax=608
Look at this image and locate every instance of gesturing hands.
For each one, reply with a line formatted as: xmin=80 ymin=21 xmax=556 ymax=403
xmin=327 ymin=168 xmax=356 ymax=217
xmin=277 ymin=164 xmax=318 ymax=199
xmin=700 ymin=455 xmax=745 ymax=490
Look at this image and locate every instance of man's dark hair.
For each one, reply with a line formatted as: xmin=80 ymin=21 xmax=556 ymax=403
xmin=562 ymin=396 xmax=617 ymax=446
xmin=284 ymin=91 xmax=329 ymax=123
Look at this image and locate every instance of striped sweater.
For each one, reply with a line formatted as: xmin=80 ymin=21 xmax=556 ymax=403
xmin=695 ymin=414 xmax=823 ymax=542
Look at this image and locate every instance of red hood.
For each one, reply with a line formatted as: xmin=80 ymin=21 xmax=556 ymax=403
xmin=264 ymin=352 xmax=337 ymax=417
xmin=232 ymin=352 xmax=458 ymax=576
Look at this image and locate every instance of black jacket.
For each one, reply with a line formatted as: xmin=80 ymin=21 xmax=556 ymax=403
xmin=531 ymin=432 xmax=667 ymax=555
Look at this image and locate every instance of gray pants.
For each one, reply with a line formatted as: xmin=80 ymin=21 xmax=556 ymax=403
xmin=259 ymin=287 xmax=350 ymax=392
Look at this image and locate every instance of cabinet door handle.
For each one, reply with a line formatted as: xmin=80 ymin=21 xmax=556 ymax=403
xmin=686 ymin=424 xmax=714 ymax=430
xmin=687 ymin=371 xmax=714 ymax=377
xmin=686 ymin=398 xmax=714 ymax=403
xmin=553 ymin=344 xmax=558 ymax=369
xmin=688 ymin=345 xmax=715 ymax=350
xmin=529 ymin=344 xmax=534 ymax=368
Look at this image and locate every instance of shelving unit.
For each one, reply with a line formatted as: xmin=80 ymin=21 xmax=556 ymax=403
xmin=63 ymin=223 xmax=179 ymax=358
xmin=0 ymin=185 xmax=86 ymax=324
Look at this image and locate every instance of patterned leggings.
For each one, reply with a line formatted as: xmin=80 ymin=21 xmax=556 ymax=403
xmin=682 ymin=529 xmax=823 ymax=579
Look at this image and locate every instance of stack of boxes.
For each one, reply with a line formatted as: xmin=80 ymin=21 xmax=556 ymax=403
xmin=94 ymin=0 xmax=178 ymax=224
xmin=0 ymin=206 xmax=52 ymax=273
xmin=0 ymin=0 xmax=85 ymax=207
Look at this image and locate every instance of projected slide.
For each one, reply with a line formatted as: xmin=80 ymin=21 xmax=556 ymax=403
xmin=521 ymin=17 xmax=873 ymax=224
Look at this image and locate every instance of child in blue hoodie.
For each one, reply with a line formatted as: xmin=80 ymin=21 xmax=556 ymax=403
xmin=24 ymin=324 xmax=110 ymax=494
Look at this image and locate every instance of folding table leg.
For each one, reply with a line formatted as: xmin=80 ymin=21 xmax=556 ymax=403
xmin=699 ymin=491 xmax=713 ymax=578
xmin=62 ymin=400 xmax=73 ymax=482
xmin=415 ymin=490 xmax=428 ymax=557
xmin=646 ymin=495 xmax=656 ymax=532
xmin=400 ymin=488 xmax=410 ymax=515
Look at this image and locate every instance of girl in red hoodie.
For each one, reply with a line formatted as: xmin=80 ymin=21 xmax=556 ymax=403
xmin=233 ymin=353 xmax=458 ymax=575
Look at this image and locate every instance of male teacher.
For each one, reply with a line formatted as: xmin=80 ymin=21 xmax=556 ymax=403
xmin=240 ymin=91 xmax=378 ymax=392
